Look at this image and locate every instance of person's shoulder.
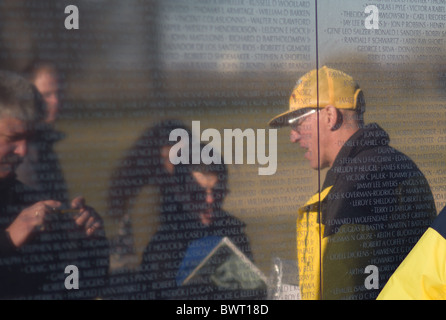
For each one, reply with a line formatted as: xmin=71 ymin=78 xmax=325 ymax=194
xmin=215 ymin=210 xmax=246 ymax=227
xmin=355 ymin=141 xmax=418 ymax=169
xmin=35 ymin=124 xmax=66 ymax=143
xmin=432 ymin=206 xmax=446 ymax=238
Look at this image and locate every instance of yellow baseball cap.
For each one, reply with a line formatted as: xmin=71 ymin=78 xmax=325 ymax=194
xmin=268 ymin=66 xmax=363 ymax=128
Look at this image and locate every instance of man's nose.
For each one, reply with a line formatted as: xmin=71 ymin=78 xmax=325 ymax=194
xmin=290 ymin=129 xmax=301 ymax=143
xmin=47 ymin=94 xmax=59 ymax=107
xmin=14 ymin=139 xmax=27 ymax=157
xmin=205 ymin=191 xmax=214 ymax=204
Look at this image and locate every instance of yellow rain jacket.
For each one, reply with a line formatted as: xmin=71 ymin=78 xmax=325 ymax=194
xmin=378 ymin=207 xmax=446 ymax=300
xmin=297 ymin=186 xmax=375 ymax=300
xmin=296 ymin=187 xmax=331 ymax=300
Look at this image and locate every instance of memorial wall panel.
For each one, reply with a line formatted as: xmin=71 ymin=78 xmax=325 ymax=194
xmin=0 ymin=0 xmax=444 ymax=301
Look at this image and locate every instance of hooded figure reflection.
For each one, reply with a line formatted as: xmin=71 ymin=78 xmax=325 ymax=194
xmin=139 ymin=149 xmax=260 ymax=300
xmin=107 ymin=119 xmax=191 ymax=260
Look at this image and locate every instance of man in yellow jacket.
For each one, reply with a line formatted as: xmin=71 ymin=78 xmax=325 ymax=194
xmin=378 ymin=206 xmax=446 ymax=300
xmin=269 ymin=66 xmax=436 ymax=300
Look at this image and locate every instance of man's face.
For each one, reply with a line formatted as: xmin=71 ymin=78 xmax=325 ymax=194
xmin=289 ymin=108 xmax=331 ymax=170
xmin=0 ymin=117 xmax=28 ymax=179
xmin=190 ymin=171 xmax=219 ymax=226
xmin=289 ymin=109 xmax=320 ymax=169
xmin=33 ymin=70 xmax=60 ymax=124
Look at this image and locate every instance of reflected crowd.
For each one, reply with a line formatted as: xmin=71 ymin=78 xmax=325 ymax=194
xmin=0 ymin=63 xmax=445 ymax=300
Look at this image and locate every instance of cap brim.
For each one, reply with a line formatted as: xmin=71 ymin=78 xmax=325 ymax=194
xmin=268 ymin=107 xmax=315 ymax=128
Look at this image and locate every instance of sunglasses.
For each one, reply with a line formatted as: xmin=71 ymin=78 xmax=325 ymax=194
xmin=288 ymin=109 xmax=318 ymax=131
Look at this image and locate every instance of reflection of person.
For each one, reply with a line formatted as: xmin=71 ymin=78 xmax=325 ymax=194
xmin=0 ymin=71 xmax=109 ymax=299
xmin=16 ymin=61 xmax=68 ymax=203
xmin=139 ymin=152 xmax=259 ymax=300
xmin=26 ymin=61 xmax=61 ymax=124
xmin=268 ymin=66 xmax=436 ymax=300
xmin=107 ymin=119 xmax=191 ymax=259
xmin=377 ymin=205 xmax=446 ymax=300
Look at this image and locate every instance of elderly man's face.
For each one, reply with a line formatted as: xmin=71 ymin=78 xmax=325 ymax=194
xmin=0 ymin=117 xmax=28 ymax=179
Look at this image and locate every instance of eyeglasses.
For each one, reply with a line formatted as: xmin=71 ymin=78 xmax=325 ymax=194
xmin=190 ymin=182 xmax=227 ymax=202
xmin=289 ymin=109 xmax=318 ymax=132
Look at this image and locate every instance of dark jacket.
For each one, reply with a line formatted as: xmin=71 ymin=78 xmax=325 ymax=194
xmin=15 ymin=125 xmax=69 ymax=204
xmin=0 ymin=176 xmax=109 ymax=299
xmin=297 ymin=123 xmax=437 ymax=300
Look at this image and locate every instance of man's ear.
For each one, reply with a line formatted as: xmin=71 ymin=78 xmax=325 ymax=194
xmin=325 ymin=105 xmax=343 ymax=131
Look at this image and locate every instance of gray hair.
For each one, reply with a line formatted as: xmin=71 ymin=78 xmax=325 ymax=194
xmin=0 ymin=70 xmax=44 ymax=129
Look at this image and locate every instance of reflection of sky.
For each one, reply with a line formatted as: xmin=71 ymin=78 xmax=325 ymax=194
xmin=158 ymin=0 xmax=317 ymax=72
xmin=318 ymin=0 xmax=446 ymax=65
xmin=104 ymin=2 xmax=148 ymax=66
xmin=158 ymin=0 xmax=446 ymax=71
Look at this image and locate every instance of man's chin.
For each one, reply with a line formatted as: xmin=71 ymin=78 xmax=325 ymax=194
xmin=0 ymin=162 xmax=20 ymax=178
xmin=0 ymin=169 xmax=14 ymax=180
xmin=199 ymin=211 xmax=214 ymax=226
